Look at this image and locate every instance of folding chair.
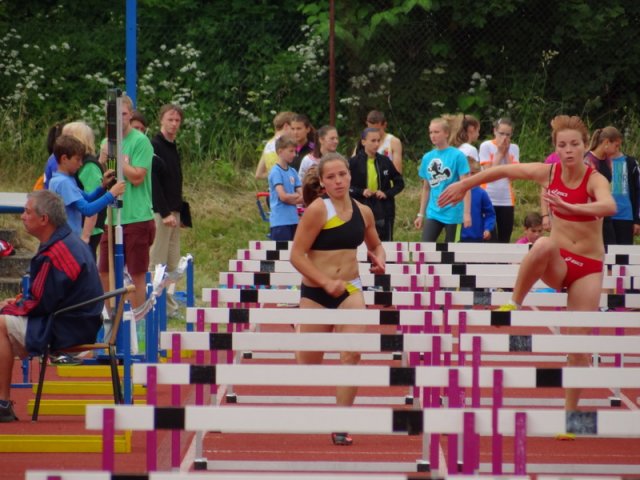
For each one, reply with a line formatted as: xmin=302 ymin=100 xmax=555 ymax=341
xmin=31 ymin=284 xmax=135 ymax=421
xmin=256 ymin=192 xmax=271 ymax=238
xmin=256 ymin=192 xmax=270 ymax=222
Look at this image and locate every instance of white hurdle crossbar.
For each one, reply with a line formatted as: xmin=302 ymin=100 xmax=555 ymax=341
xmin=86 ymin=404 xmax=640 ymax=474
xmin=133 ymin=363 xmax=640 ymax=391
xmin=159 ymin=331 xmax=453 ymax=354
xmin=25 ymin=472 xmax=532 ymax=480
xmin=218 ymin=271 xmax=632 ymax=290
xmin=203 ymin=287 xmax=640 ymax=309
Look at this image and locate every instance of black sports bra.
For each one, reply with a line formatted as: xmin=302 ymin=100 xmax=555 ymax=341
xmin=311 ymin=197 xmax=365 ymax=250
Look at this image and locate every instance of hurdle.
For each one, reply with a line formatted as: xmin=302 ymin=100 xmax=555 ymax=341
xmin=202 ymin=287 xmax=640 ymax=310
xmin=159 ymin=331 xmax=453 ymax=355
xmin=218 ymin=270 xmax=633 ymax=292
xmin=228 ymin=258 xmax=640 ymax=280
xmin=460 ymin=333 xmax=640 ymax=356
xmin=85 ymin=403 xmax=640 ymax=474
xmin=134 ymin=361 xmax=640 ymax=471
xmin=236 ymin=247 xmax=412 ymax=263
xmin=25 ymin=471 xmax=532 ymax=480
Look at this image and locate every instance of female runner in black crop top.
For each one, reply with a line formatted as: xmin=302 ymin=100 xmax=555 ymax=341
xmin=438 ymin=115 xmax=617 ymax=423
xmin=290 ymin=152 xmax=385 ymax=446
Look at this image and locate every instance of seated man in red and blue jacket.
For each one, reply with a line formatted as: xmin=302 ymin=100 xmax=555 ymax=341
xmin=0 ymin=190 xmax=103 ymax=422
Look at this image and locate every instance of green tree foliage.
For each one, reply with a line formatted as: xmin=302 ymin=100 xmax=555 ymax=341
xmin=1 ymin=0 xmax=639 ymax=167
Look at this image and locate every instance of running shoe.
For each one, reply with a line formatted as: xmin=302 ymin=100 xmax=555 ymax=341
xmin=496 ymin=303 xmax=518 ymax=312
xmin=0 ymin=400 xmax=18 ymax=423
xmin=331 ymin=432 xmax=353 ymax=446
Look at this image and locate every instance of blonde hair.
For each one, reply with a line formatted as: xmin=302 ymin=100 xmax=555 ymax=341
xmin=430 ymin=117 xmax=450 ymax=134
xmin=588 ymin=126 xmax=622 ymax=151
xmin=62 ymin=121 xmax=96 ymax=155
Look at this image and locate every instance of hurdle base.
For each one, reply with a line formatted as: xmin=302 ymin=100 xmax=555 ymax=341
xmin=194 ymin=458 xmax=208 ymax=470
xmin=416 ymin=459 xmax=430 ymax=472
xmin=243 ymin=351 xmax=253 ymax=359
xmin=609 ymin=396 xmax=622 ymax=407
xmin=226 ymin=393 xmax=238 ymax=404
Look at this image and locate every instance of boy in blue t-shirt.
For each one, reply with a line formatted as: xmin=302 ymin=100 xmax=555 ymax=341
xmin=267 ymin=135 xmax=302 ymax=241
xmin=48 ymin=135 xmax=125 ymax=237
xmin=461 ymin=158 xmax=496 ymax=242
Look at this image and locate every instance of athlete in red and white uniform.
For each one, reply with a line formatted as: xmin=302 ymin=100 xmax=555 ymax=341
xmin=438 ymin=115 xmax=617 ymax=414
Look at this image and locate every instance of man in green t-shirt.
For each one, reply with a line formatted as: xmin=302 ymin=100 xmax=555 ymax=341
xmin=98 ymin=95 xmax=155 ymax=310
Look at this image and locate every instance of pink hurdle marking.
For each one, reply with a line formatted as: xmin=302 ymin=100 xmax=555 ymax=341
xmin=102 ymin=408 xmax=115 ymax=471
xmin=146 ymin=366 xmax=158 ymax=471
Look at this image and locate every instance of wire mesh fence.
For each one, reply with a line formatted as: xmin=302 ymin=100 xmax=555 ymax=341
xmin=2 ymin=2 xmax=640 ymax=164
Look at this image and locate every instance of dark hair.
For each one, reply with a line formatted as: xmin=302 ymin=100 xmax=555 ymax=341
xmin=275 ymin=134 xmax=297 ymax=151
xmin=131 ymin=110 xmax=148 ymax=129
xmin=292 ymin=113 xmax=315 ymax=144
xmin=312 ymin=125 xmax=338 ymax=158
xmin=302 ymin=166 xmax=323 ymax=207
xmin=494 ymin=117 xmax=514 ymax=130
xmin=28 ymin=190 xmax=67 ymax=227
xmin=523 ymin=212 xmax=542 ymax=229
xmin=355 ymin=127 xmax=380 ymax=155
xmin=158 ymin=103 xmax=184 ymax=122
xmin=53 ymin=135 xmax=86 ymax=163
xmin=366 ymin=110 xmax=386 ymax=125
xmin=46 ymin=123 xmax=64 ymax=155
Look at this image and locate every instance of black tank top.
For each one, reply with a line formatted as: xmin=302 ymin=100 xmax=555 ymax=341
xmin=311 ymin=197 xmax=365 ymax=250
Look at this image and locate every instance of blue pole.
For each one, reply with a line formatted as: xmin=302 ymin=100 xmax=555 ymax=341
xmin=125 ymin=0 xmax=137 ymax=106
xmin=186 ymin=257 xmax=195 ymax=332
xmin=145 ymin=281 xmax=157 ymax=363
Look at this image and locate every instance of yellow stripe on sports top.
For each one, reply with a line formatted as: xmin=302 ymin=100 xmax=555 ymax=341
xmin=322 ymin=198 xmax=346 ymax=229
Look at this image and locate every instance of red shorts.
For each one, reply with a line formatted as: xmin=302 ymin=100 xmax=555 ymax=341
xmin=559 ymin=248 xmax=603 ymax=289
xmin=98 ymin=220 xmax=156 ymax=275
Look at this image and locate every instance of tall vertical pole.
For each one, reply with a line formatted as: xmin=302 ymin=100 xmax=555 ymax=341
xmin=329 ymin=0 xmax=336 ymax=126
xmin=125 ymin=0 xmax=137 ymax=106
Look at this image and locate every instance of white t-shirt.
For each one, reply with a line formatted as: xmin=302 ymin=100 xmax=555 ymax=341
xmin=298 ymin=153 xmax=320 ymax=180
xmin=478 ymin=140 xmax=520 ymax=206
xmin=458 ymin=143 xmax=479 ymax=163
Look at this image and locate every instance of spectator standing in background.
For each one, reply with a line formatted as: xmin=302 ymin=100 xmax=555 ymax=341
xmin=130 ymin=111 xmax=148 ymax=134
xmin=415 ymin=117 xmax=471 ymax=242
xmin=460 ymin=158 xmax=495 ymax=242
xmin=479 ymin=118 xmax=520 ymax=242
xmin=366 ymin=110 xmax=404 ymax=174
xmin=150 ymin=104 xmax=185 ymax=317
xmin=299 ymin=125 xmax=340 ymax=180
xmin=448 ymin=114 xmax=481 ymax=164
xmin=98 ymin=95 xmax=155 ymax=311
xmin=290 ymin=113 xmax=315 ymax=172
xmin=585 ymin=126 xmax=640 ymax=245
xmin=62 ymin=121 xmax=121 ymax=258
xmin=255 ymin=111 xmax=296 ymax=180
xmin=268 ymin=135 xmax=303 ymax=241
xmin=42 ymin=123 xmax=65 ymax=190
xmin=48 ymin=135 xmax=125 ymax=241
xmin=349 ymin=127 xmax=404 ymax=241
